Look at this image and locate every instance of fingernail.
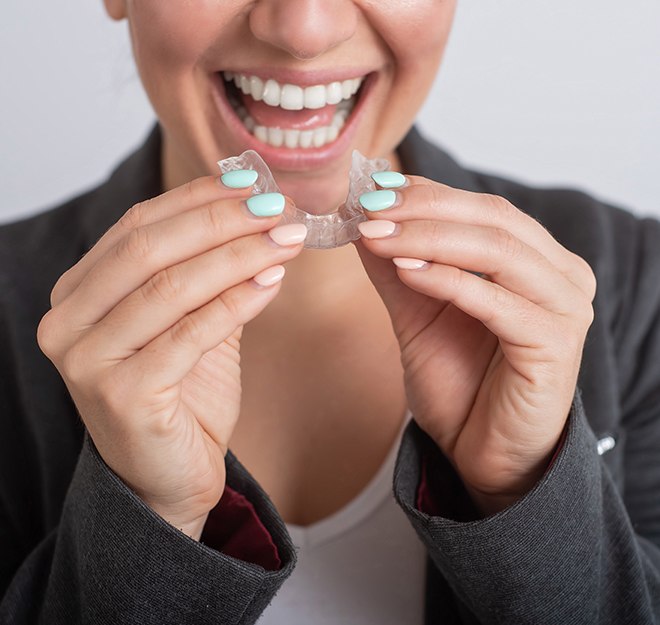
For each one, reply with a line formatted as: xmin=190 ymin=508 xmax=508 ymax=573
xmin=393 ymin=257 xmax=428 ymax=270
xmin=253 ymin=265 xmax=286 ymax=287
xmin=268 ymin=223 xmax=308 ymax=246
xmin=221 ymin=169 xmax=259 ymax=189
xmin=246 ymin=192 xmax=285 ymax=217
xmin=357 ymin=220 xmax=397 ymax=239
xmin=359 ymin=189 xmax=397 ymax=212
xmin=371 ymin=171 xmax=406 ymax=189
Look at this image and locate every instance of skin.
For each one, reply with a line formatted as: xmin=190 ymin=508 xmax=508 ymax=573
xmin=37 ymin=0 xmax=595 ymax=540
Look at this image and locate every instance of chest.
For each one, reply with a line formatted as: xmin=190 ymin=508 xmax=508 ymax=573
xmin=229 ymin=395 xmax=408 ymax=526
xmin=232 ymin=313 xmax=408 ymax=525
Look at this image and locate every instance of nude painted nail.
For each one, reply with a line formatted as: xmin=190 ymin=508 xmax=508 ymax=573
xmin=253 ymin=265 xmax=286 ymax=287
xmin=393 ymin=257 xmax=428 ymax=270
xmin=268 ymin=223 xmax=308 ymax=246
xmin=358 ymin=220 xmax=397 ymax=239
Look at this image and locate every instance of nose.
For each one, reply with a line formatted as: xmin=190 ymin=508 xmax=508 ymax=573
xmin=249 ymin=0 xmax=358 ymax=61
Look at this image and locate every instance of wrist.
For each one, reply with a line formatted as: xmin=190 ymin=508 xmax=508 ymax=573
xmin=463 ymin=443 xmax=563 ymax=517
xmin=464 ymin=482 xmax=536 ymax=517
xmin=147 ymin=503 xmax=210 ymax=541
xmin=174 ymin=516 xmax=208 ymax=541
xmin=461 ymin=420 xmax=568 ymax=517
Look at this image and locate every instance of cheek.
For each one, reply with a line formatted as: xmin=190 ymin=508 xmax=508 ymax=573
xmin=361 ymin=0 xmax=456 ymax=71
xmin=127 ymin=1 xmax=227 ymax=71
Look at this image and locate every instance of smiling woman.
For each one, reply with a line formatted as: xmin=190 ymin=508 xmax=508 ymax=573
xmin=1 ymin=1 xmax=660 ymax=624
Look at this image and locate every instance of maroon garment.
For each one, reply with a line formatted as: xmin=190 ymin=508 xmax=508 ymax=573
xmin=201 ymin=486 xmax=281 ymax=571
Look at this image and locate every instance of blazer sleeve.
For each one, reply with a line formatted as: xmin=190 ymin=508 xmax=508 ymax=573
xmin=392 ymin=213 xmax=660 ymax=624
xmin=0 ymin=435 xmax=297 ymax=625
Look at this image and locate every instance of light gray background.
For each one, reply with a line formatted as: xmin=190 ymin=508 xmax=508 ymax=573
xmin=1 ymin=1 xmax=658 ymax=224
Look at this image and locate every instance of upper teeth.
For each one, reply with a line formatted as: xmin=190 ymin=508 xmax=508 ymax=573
xmin=223 ymin=71 xmax=364 ymax=110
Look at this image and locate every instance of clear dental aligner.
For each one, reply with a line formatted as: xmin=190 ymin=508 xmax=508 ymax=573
xmin=217 ymin=150 xmax=391 ymax=249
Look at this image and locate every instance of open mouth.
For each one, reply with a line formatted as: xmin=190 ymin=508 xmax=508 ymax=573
xmin=219 ymin=71 xmax=369 ymax=151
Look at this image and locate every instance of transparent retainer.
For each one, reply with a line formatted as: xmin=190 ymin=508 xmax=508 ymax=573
xmin=217 ymin=150 xmax=391 ymax=249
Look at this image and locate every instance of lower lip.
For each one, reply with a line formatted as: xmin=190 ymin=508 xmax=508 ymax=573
xmin=210 ymin=72 xmax=376 ymax=171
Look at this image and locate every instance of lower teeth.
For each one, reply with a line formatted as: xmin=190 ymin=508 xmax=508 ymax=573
xmin=238 ymin=108 xmax=348 ymax=149
xmin=227 ymin=80 xmax=355 ymax=149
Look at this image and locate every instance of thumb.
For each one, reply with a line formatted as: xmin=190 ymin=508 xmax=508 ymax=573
xmin=353 ymin=238 xmax=423 ymax=322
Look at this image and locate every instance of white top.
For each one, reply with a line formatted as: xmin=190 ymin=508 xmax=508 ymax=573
xmin=257 ymin=412 xmax=427 ymax=625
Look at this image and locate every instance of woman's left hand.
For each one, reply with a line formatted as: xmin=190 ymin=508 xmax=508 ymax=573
xmin=355 ymin=176 xmax=597 ymax=515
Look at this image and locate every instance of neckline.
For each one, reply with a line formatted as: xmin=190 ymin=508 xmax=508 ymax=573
xmin=286 ymin=410 xmax=412 ymax=549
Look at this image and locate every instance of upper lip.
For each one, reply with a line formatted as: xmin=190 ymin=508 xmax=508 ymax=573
xmin=220 ymin=67 xmax=375 ymax=87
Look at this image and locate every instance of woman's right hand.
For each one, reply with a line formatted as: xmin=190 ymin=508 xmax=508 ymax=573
xmin=37 ymin=175 xmax=305 ymax=540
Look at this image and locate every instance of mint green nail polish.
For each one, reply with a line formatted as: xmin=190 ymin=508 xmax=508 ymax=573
xmin=221 ymin=169 xmax=259 ymax=189
xmin=359 ymin=189 xmax=397 ymax=212
xmin=246 ymin=192 xmax=285 ymax=217
xmin=371 ymin=171 xmax=406 ymax=189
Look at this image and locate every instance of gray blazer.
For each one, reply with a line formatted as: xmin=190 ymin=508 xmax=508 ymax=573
xmin=1 ymin=126 xmax=659 ymax=624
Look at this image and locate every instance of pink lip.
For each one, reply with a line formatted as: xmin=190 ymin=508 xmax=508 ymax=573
xmin=210 ymin=71 xmax=377 ymax=171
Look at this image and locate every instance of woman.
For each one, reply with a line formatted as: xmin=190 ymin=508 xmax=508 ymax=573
xmin=1 ymin=0 xmax=658 ymax=623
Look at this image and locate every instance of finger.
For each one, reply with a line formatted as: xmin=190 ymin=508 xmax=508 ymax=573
xmin=391 ymin=260 xmax=557 ymax=349
xmin=353 ymin=238 xmax=426 ymax=316
xmin=69 ymin=230 xmax=304 ymax=360
xmin=51 ymin=175 xmax=255 ymax=305
xmin=362 ymin=179 xmax=596 ymax=300
xmin=56 ymin=194 xmax=293 ymax=328
xmin=394 ymin=259 xmax=593 ymax=355
xmin=359 ymin=219 xmax=585 ymax=314
xmin=115 ymin=275 xmax=284 ymax=399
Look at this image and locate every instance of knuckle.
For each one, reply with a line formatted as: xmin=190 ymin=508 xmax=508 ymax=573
xmin=573 ymin=254 xmax=598 ymax=299
xmin=585 ymin=305 xmax=595 ymax=328
xmin=426 ymin=220 xmax=446 ymax=249
xmin=492 ymin=227 xmax=524 ymax=260
xmin=145 ymin=266 xmax=186 ymax=304
xmin=486 ymin=283 xmax=514 ymax=321
xmin=170 ymin=314 xmax=206 ymax=347
xmin=577 ymin=299 xmax=595 ymax=329
xmin=426 ymin=184 xmax=452 ymax=215
xmin=443 ymin=265 xmax=466 ymax=296
xmin=217 ymin=288 xmax=243 ymax=323
xmin=118 ymin=202 xmax=148 ymax=232
xmin=178 ymin=177 xmax=214 ymax=206
xmin=587 ymin=272 xmax=598 ymax=301
xmin=484 ymin=193 xmax=516 ymax=219
xmin=200 ymin=202 xmax=227 ymax=237
xmin=36 ymin=309 xmax=60 ymax=357
xmin=181 ymin=179 xmax=198 ymax=202
xmin=115 ymin=226 xmax=157 ymax=265
xmin=222 ymin=241 xmax=247 ymax=273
